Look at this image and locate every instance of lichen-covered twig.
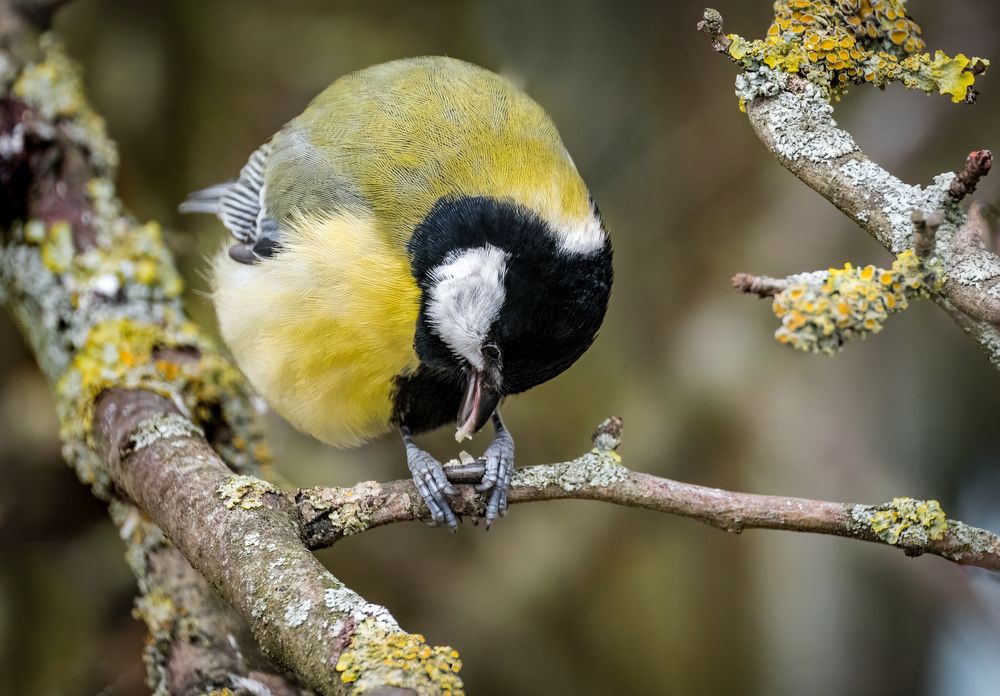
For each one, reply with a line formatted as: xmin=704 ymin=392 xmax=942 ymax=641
xmin=295 ymin=417 xmax=1000 ymax=573
xmin=700 ymin=7 xmax=1000 ymax=367
xmin=735 ymin=251 xmax=943 ymax=355
xmin=0 ymin=7 xmax=462 ymax=695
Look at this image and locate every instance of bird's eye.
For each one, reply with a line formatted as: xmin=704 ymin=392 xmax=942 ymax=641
xmin=482 ymin=343 xmax=501 ymax=361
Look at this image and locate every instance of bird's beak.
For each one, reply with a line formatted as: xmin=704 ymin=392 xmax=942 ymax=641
xmin=455 ymin=369 xmax=500 ymax=442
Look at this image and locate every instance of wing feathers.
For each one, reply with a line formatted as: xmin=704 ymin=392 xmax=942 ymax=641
xmin=179 ymin=143 xmax=272 ymax=245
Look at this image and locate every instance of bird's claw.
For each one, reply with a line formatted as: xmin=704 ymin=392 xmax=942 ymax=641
xmin=406 ymin=446 xmax=459 ymax=529
xmin=476 ymin=426 xmax=515 ymax=527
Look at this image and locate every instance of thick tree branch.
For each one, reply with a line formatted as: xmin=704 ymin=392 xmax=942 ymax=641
xmin=0 ymin=7 xmax=461 ymax=695
xmin=95 ymin=389 xmax=462 ymax=696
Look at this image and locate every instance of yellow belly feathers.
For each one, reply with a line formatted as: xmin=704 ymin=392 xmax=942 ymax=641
xmin=212 ymin=209 xmax=421 ymax=447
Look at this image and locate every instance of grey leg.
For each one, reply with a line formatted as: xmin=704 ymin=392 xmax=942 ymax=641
xmin=401 ymin=426 xmax=459 ymax=529
xmin=475 ymin=411 xmax=515 ymax=527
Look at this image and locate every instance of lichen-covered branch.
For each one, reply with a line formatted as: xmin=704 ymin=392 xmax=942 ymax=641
xmin=699 ymin=5 xmax=1000 ymax=368
xmin=96 ymin=389 xmax=462 ymax=695
xmin=295 ymin=417 xmax=1000 ymax=573
xmin=0 ymin=5 xmax=462 ymax=694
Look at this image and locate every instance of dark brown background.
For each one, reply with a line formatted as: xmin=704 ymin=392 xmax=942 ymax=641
xmin=1 ymin=1 xmax=999 ymax=694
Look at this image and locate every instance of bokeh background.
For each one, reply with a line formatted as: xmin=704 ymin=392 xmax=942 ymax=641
xmin=2 ymin=0 xmax=1000 ymax=694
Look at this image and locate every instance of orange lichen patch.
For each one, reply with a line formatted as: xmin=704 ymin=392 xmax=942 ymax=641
xmin=772 ymin=249 xmax=943 ymax=354
xmin=725 ymin=0 xmax=987 ymax=101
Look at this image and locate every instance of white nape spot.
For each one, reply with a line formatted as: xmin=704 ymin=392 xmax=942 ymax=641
xmin=554 ymin=210 xmax=606 ymax=255
xmin=427 ymin=245 xmax=509 ymax=369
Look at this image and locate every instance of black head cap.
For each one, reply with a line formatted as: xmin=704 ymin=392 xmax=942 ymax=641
xmin=409 ymin=195 xmax=613 ymax=396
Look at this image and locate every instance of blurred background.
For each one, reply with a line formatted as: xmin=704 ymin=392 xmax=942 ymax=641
xmin=2 ymin=0 xmax=999 ymax=694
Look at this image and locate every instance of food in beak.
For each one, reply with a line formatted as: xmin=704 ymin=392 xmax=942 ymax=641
xmin=455 ymin=371 xmax=500 ymax=442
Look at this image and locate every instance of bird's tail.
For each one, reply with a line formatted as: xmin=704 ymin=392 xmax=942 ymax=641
xmin=178 ymin=183 xmax=234 ymax=216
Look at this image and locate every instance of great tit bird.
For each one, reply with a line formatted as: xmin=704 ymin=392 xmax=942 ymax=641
xmin=181 ymin=56 xmax=613 ymax=528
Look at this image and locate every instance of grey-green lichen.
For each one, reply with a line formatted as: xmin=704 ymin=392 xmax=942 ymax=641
xmin=302 ymin=480 xmax=383 ymax=538
xmin=127 ymin=412 xmax=204 ymax=453
xmin=737 ymin=66 xmax=859 ymax=162
xmin=12 ymin=33 xmax=117 ymax=170
xmin=2 ymin=32 xmax=270 ymax=496
xmin=324 ymin=586 xmax=400 ymax=629
xmin=283 ymin=598 xmax=312 ymax=629
xmin=335 ymin=619 xmax=464 ymax=694
xmin=837 ymin=159 xmax=955 ymax=253
xmin=217 ymin=475 xmax=279 ymax=510
xmin=513 ymin=450 xmax=627 ymax=492
xmin=852 ymin=497 xmax=948 ymax=547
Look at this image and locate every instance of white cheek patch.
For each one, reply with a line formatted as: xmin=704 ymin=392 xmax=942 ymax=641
xmin=427 ymin=245 xmax=509 ymax=370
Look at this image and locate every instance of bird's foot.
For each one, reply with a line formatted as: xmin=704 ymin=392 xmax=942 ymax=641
xmin=475 ymin=415 xmax=515 ymax=528
xmin=405 ymin=440 xmax=459 ymax=529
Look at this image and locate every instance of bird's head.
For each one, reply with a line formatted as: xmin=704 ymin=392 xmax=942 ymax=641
xmin=410 ymin=196 xmax=613 ymax=441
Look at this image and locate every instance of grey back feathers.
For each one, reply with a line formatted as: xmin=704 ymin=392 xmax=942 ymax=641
xmin=179 ymin=143 xmax=273 ymax=246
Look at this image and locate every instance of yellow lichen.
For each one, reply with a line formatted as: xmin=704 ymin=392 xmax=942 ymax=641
xmin=80 ymin=179 xmax=185 ymax=298
xmin=12 ymin=34 xmax=117 ymax=168
xmin=335 ymin=620 xmax=464 ymax=694
xmin=866 ymin=497 xmax=948 ymax=545
xmin=47 ymin=174 xmax=266 ymax=480
xmin=726 ymin=0 xmax=987 ymax=101
xmin=928 ymin=51 xmax=978 ymax=103
xmin=40 ymin=220 xmax=74 ymax=273
xmin=55 ymin=314 xmax=266 ymax=481
xmin=772 ymin=249 xmax=942 ymax=354
xmin=132 ymin=589 xmax=181 ymax=636
xmin=216 ymin=475 xmax=278 ymax=510
xmin=13 ymin=36 xmax=87 ymax=119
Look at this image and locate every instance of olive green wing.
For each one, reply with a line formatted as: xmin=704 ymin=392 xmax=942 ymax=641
xmin=265 ymin=57 xmax=593 ymax=250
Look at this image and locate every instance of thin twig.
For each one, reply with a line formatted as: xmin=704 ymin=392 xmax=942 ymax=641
xmin=911 ymin=209 xmax=942 ymax=258
xmin=296 ymin=419 xmax=1000 ymax=573
xmin=949 ymin=149 xmax=993 ymax=201
xmin=731 ymin=272 xmax=788 ymax=298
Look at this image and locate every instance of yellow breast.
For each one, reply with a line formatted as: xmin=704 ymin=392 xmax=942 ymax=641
xmin=211 ymin=209 xmax=421 ymax=447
